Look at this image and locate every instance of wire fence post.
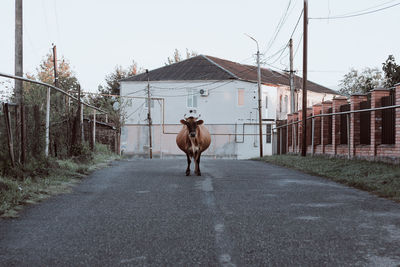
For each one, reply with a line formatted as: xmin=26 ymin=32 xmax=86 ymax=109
xmin=347 ymin=113 xmax=351 ymax=159
xmin=92 ymin=109 xmax=96 ymax=151
xmin=45 ymin=86 xmax=51 ymax=157
xmin=311 ymin=117 xmax=315 ymax=155
xmin=3 ymin=103 xmax=15 ymax=167
xmin=279 ymin=128 xmax=282 ymax=155
xmin=81 ymin=103 xmax=84 ymax=143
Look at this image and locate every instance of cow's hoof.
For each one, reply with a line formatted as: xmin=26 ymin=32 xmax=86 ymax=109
xmin=186 ymin=170 xmax=190 ymax=176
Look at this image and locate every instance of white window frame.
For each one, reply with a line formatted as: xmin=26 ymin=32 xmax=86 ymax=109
xmin=237 ymin=88 xmax=245 ymax=107
xmin=187 ymin=89 xmax=198 ymax=108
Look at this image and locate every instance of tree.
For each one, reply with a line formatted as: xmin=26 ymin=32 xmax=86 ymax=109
xmin=382 ymin=55 xmax=400 ymax=87
xmin=165 ymin=48 xmax=198 ymax=65
xmin=98 ymin=61 xmax=140 ymax=96
xmin=23 ymin=52 xmax=81 ymax=158
xmin=338 ymin=67 xmax=383 ymax=96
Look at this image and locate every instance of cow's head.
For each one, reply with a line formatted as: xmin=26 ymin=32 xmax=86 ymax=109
xmin=180 ymin=116 xmax=204 ymax=138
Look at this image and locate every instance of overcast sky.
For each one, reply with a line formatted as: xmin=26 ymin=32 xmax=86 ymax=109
xmin=1 ymin=0 xmax=399 ymax=93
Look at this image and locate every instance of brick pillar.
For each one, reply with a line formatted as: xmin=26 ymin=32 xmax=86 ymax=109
xmin=306 ymin=107 xmax=313 ymax=153
xmin=287 ymin=114 xmax=293 ymax=152
xmin=298 ymin=110 xmax=302 ymax=153
xmin=321 ymin=101 xmax=332 ymax=154
xmin=332 ymin=96 xmax=348 ymax=155
xmin=292 ymin=112 xmax=299 ymax=153
xmin=371 ymin=88 xmax=390 ymax=156
xmin=312 ymin=104 xmax=322 ymax=148
xmin=395 ymin=84 xmax=400 ymax=157
xmin=350 ymin=94 xmax=368 ymax=156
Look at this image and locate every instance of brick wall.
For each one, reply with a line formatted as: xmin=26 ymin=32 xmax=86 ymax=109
xmin=279 ymin=84 xmax=400 ymax=162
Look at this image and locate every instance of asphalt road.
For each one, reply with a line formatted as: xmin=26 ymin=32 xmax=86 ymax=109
xmin=1 ymin=158 xmax=400 ymax=266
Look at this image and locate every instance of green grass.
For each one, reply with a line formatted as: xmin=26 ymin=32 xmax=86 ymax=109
xmin=257 ymin=154 xmax=400 ymax=202
xmin=0 ymin=144 xmax=119 ymax=218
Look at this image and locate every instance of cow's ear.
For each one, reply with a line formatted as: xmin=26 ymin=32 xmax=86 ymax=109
xmin=196 ymin=120 xmax=204 ymax=125
xmin=180 ymin=119 xmax=187 ymax=125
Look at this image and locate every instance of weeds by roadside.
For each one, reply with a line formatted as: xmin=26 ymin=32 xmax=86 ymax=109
xmin=258 ymin=154 xmax=400 ymax=202
xmin=0 ymin=144 xmax=119 ymax=218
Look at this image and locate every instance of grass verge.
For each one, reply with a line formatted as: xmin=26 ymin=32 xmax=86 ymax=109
xmin=0 ymin=144 xmax=119 ymax=218
xmin=257 ymin=154 xmax=400 ymax=202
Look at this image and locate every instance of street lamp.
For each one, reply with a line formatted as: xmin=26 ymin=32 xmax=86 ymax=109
xmin=245 ymin=34 xmax=263 ymax=158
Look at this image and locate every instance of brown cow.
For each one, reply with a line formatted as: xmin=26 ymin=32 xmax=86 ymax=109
xmin=176 ymin=116 xmax=211 ymax=176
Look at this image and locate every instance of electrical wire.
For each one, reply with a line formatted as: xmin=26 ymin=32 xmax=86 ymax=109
xmin=264 ymin=0 xmax=293 ymax=54
xmin=289 ymin=9 xmax=304 ymax=39
xmin=310 ymin=1 xmax=400 ymax=19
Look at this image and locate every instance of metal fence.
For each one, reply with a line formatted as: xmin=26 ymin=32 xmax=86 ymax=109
xmin=0 ymin=72 xmax=112 ymax=167
xmin=274 ymin=89 xmax=399 ymax=159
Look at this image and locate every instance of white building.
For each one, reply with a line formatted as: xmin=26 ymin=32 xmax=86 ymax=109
xmin=120 ymin=55 xmax=338 ymax=159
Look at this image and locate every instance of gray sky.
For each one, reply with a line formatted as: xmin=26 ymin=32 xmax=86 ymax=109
xmin=1 ymin=0 xmax=399 ymax=93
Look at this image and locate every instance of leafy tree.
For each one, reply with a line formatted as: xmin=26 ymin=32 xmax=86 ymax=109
xmin=338 ymin=67 xmax=383 ymax=96
xmin=98 ymin=61 xmax=140 ymax=96
xmin=382 ymin=55 xmax=400 ymax=87
xmin=165 ymin=48 xmax=198 ymax=65
xmin=23 ymin=52 xmax=81 ymax=158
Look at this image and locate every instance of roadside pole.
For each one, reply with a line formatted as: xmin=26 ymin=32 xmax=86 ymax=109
xmin=146 ymin=69 xmax=153 ymax=159
xmin=301 ymin=0 xmax=308 ymax=157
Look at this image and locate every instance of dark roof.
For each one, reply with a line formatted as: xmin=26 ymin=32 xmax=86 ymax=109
xmin=121 ymin=55 xmax=338 ymax=95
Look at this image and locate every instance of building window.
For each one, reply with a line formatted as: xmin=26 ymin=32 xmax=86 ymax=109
xmin=279 ymin=95 xmax=283 ymax=112
xmin=265 ymin=95 xmax=268 ymax=109
xmin=266 ymin=124 xmax=272 ymax=143
xmin=187 ymin=89 xmax=198 ymax=108
xmin=144 ymin=99 xmax=154 ymax=108
xmin=238 ymin=89 xmax=244 ymax=106
xmin=284 ymin=95 xmax=288 ymax=113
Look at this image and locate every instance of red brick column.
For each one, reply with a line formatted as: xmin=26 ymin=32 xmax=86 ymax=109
xmin=350 ymin=94 xmax=368 ymax=157
xmin=396 ymin=84 xmax=400 ymax=157
xmin=287 ymin=114 xmax=293 ymax=152
xmin=371 ymin=89 xmax=391 ymax=156
xmin=332 ymin=96 xmax=348 ymax=155
xmin=292 ymin=112 xmax=299 ymax=153
xmin=312 ymin=104 xmax=322 ymax=148
xmin=298 ymin=110 xmax=302 ymax=153
xmin=306 ymin=107 xmax=313 ymax=153
xmin=321 ymin=101 xmax=332 ymax=154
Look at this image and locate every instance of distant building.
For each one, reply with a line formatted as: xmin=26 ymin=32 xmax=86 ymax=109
xmin=120 ymin=55 xmax=338 ymax=159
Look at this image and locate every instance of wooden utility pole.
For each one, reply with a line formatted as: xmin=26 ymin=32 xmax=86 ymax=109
xmin=301 ymin=0 xmax=308 ymax=157
xmin=15 ymin=0 xmax=26 ymax=164
xmin=52 ymin=44 xmax=58 ymax=88
xmin=146 ymin=69 xmax=153 ymax=159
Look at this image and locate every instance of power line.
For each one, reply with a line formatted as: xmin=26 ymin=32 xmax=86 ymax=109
xmin=289 ymin=9 xmax=304 ymax=39
xmin=264 ymin=0 xmax=293 ymax=54
xmin=310 ymin=1 xmax=400 ymax=19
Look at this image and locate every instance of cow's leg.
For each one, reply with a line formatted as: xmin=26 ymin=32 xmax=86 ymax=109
xmin=195 ymin=152 xmax=201 ymax=176
xmin=186 ymin=153 xmax=191 ymax=176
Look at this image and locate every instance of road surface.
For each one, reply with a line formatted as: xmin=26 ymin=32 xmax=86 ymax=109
xmin=1 ymin=158 xmax=400 ymax=266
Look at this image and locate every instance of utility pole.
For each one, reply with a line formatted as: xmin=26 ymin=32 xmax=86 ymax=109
xmin=301 ymin=0 xmax=308 ymax=157
xmin=289 ymin=38 xmax=295 ymax=114
xmin=52 ymin=44 xmax=58 ymax=88
xmin=15 ymin=0 xmax=26 ymax=164
xmin=146 ymin=69 xmax=153 ymax=159
xmin=256 ymin=48 xmax=263 ymax=158
xmin=289 ymin=38 xmax=297 ymax=152
xmin=245 ymin=34 xmax=263 ymax=158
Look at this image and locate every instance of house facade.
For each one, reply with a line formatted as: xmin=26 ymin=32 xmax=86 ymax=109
xmin=120 ymin=55 xmax=338 ymax=159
